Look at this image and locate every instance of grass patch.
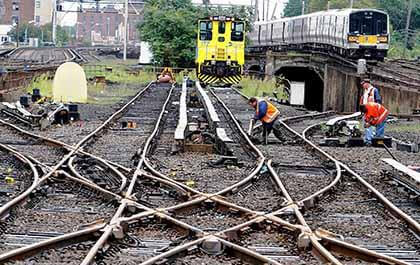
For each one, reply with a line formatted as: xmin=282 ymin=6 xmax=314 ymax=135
xmin=26 ymin=74 xmax=53 ymax=96
xmin=87 ymin=84 xmax=140 ymax=105
xmin=387 ymin=123 xmax=420 ymax=133
xmin=239 ymin=76 xmax=286 ymax=100
xmin=25 ymin=67 xmax=157 ymax=105
xmin=83 ymin=65 xmax=156 ymax=84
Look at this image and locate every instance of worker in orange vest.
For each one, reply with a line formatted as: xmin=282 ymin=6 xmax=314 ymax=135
xmin=359 ymin=102 xmax=389 ymax=145
xmin=248 ymin=97 xmax=281 ymax=145
xmin=359 ymin=79 xmax=382 ymax=143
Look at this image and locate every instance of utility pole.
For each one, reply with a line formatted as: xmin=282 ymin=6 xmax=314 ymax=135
xmin=123 ymin=0 xmax=128 ymax=61
xmin=302 ymin=0 xmax=305 ymax=15
xmin=255 ymin=0 xmax=259 ymax=21
xmin=327 ymin=0 xmax=330 ymax=10
xmin=16 ymin=22 xmax=19 ymax=47
xmin=271 ymin=2 xmax=278 ymax=20
xmin=266 ymin=0 xmax=269 ymax=21
xmin=52 ymin=0 xmax=57 ymax=44
xmin=350 ymin=0 xmax=353 ymax=9
xmin=403 ymin=0 xmax=413 ymax=58
xmin=262 ymin=0 xmax=265 ymax=21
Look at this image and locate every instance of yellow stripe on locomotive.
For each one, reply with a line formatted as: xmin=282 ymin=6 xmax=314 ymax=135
xmin=196 ymin=16 xmax=245 ymax=85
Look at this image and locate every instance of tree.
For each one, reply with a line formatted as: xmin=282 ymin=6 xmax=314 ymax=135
xmin=283 ymin=0 xmax=303 ymax=17
xmin=8 ymin=23 xmax=74 ymax=46
xmin=139 ymin=0 xmax=253 ymax=67
xmin=139 ymin=0 xmax=200 ymax=67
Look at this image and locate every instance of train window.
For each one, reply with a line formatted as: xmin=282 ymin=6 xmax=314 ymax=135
xmin=350 ymin=11 xmax=386 ymax=35
xmin=362 ymin=15 xmax=373 ymax=35
xmin=219 ymin=22 xmax=226 ymax=34
xmin=349 ymin=13 xmax=361 ymax=34
xmin=199 ymin=21 xmax=212 ymax=41
xmin=375 ymin=13 xmax=388 ymax=34
xmin=231 ymin=22 xmax=244 ymax=41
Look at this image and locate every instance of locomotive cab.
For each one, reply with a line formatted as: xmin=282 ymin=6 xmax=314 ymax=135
xmin=347 ymin=10 xmax=389 ymax=59
xmin=196 ymin=16 xmax=245 ymax=85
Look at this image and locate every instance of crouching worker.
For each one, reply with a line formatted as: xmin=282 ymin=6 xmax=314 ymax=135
xmin=248 ymin=97 xmax=281 ymax=145
xmin=359 ymin=102 xmax=389 ymax=145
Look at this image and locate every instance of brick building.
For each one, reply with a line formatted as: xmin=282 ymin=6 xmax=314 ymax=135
xmin=34 ymin=0 xmax=53 ymax=26
xmin=76 ymin=5 xmax=142 ymax=45
xmin=0 ymin=0 xmax=35 ymax=25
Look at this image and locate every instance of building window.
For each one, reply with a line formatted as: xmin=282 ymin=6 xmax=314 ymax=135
xmin=35 ymin=0 xmax=41 ymax=8
xmin=35 ymin=16 xmax=40 ymax=23
xmin=12 ymin=16 xmax=19 ymax=24
xmin=12 ymin=2 xmax=19 ymax=11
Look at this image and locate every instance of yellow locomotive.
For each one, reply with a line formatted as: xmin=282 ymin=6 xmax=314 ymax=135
xmin=196 ymin=16 xmax=245 ymax=85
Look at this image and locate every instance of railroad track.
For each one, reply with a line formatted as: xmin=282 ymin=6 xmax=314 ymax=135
xmin=0 ymin=47 xmax=87 ymax=71
xmin=0 ymin=79 xmax=418 ymax=264
xmin=212 ymin=86 xmax=420 ymax=264
xmin=0 ymin=81 xmax=174 ymax=264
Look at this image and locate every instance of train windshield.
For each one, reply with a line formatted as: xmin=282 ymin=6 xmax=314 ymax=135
xmin=231 ymin=22 xmax=244 ymax=41
xmin=349 ymin=11 xmax=388 ymax=35
xmin=199 ymin=21 xmax=212 ymax=41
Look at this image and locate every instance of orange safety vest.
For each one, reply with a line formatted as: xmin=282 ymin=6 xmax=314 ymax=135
xmin=256 ymin=99 xmax=280 ymax=123
xmin=359 ymin=87 xmax=375 ymax=105
xmin=364 ymin=102 xmax=389 ymax=126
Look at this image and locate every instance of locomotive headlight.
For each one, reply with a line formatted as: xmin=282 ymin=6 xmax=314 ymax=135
xmin=211 ymin=60 xmax=216 ymax=65
xmin=378 ymin=36 xmax=388 ymax=43
xmin=227 ymin=60 xmax=231 ymax=65
xmin=348 ymin=36 xmax=359 ymax=43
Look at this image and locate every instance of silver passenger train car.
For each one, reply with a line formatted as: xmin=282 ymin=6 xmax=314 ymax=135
xmin=249 ymin=8 xmax=389 ymax=60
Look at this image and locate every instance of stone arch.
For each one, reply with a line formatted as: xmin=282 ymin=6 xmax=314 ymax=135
xmin=275 ymin=66 xmax=324 ymax=111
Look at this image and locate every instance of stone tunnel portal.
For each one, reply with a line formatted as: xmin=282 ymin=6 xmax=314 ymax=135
xmin=275 ymin=67 xmax=324 ymax=111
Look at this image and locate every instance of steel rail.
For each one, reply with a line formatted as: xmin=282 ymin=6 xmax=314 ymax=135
xmin=1 ymin=142 xmax=123 ymax=202
xmin=208 ymin=88 xmax=265 ymax=195
xmin=0 ymin=144 xmax=39 ymax=218
xmin=302 ymin=121 xmax=420 ymax=233
xmin=139 ymin=237 xmax=207 ymax=265
xmin=0 ymin=81 xmax=156 ymax=264
xmin=319 ymin=235 xmax=411 ymax=265
xmin=266 ymin=159 xmax=343 ymax=265
xmin=0 ymin=118 xmax=132 ymax=172
xmin=80 ymin=83 xmax=175 ymax=265
xmin=68 ymin=154 xmax=127 ymax=193
xmin=143 ymin=159 xmax=204 ymax=195
xmin=218 ymin=237 xmax=283 ymax=265
xmin=59 ymin=171 xmax=121 ymax=201
xmin=279 ymin=118 xmax=420 ymax=262
xmin=210 ymin=87 xmax=343 ymax=264
xmin=0 ymin=224 xmax=105 ymax=262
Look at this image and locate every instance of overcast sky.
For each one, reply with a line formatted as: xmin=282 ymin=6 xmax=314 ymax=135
xmin=58 ymin=0 xmax=287 ymax=26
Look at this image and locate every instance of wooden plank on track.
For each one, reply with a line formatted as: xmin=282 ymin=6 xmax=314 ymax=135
xmin=196 ymin=81 xmax=220 ymax=129
xmin=382 ymin=158 xmax=420 ymax=184
xmin=174 ymin=78 xmax=188 ymax=140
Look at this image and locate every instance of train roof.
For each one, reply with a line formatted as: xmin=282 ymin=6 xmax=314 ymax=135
xmin=199 ymin=16 xmax=243 ymax=22
xmin=253 ymin=8 xmax=388 ymax=25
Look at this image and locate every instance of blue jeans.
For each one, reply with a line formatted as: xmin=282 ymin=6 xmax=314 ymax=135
xmin=364 ymin=119 xmax=387 ymax=144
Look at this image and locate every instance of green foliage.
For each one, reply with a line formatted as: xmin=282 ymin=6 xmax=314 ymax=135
xmin=8 ymin=23 xmax=74 ymax=46
xmin=283 ymin=0 xmax=303 ymax=17
xmin=138 ymin=0 xmax=253 ymax=67
xmin=139 ymin=0 xmax=199 ymax=67
xmin=239 ymin=77 xmax=286 ymax=100
xmin=26 ymin=74 xmax=53 ymax=96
